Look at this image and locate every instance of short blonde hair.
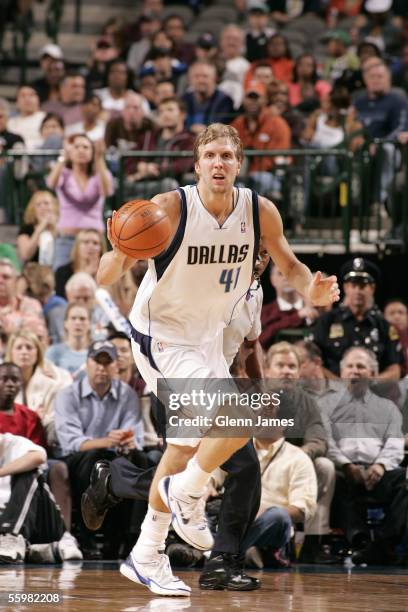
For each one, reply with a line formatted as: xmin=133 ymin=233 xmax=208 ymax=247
xmin=193 ymin=123 xmax=243 ymax=163
xmin=70 ymin=229 xmax=107 ymax=271
xmin=6 ymin=329 xmax=44 ymax=371
xmin=23 ymin=190 xmax=59 ymax=226
xmin=266 ymin=341 xmax=300 ymax=368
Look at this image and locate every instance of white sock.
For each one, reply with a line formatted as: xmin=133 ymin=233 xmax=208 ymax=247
xmin=132 ymin=505 xmax=171 ymax=563
xmin=174 ymin=456 xmax=212 ymax=498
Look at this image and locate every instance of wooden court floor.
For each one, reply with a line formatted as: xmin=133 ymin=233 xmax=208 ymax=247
xmin=1 ymin=563 xmax=408 ymax=612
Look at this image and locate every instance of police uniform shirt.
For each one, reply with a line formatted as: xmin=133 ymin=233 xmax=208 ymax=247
xmin=310 ymin=305 xmax=402 ymax=376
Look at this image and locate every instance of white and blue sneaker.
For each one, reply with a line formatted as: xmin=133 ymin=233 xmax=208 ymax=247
xmin=158 ymin=476 xmax=214 ymax=552
xmin=119 ymin=551 xmax=191 ymax=597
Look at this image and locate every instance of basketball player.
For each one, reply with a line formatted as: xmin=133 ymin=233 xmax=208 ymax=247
xmin=97 ymin=123 xmax=339 ymax=596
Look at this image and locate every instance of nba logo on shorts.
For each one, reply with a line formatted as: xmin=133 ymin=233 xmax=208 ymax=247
xmin=157 ymin=342 xmax=164 ymax=352
xmin=241 ymin=221 xmax=246 ymax=233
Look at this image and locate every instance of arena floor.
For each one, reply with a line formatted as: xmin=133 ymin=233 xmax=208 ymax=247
xmin=1 ymin=562 xmax=408 ymax=612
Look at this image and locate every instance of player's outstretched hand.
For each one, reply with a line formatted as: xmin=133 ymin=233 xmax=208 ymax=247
xmin=307 ymin=271 xmax=340 ymax=307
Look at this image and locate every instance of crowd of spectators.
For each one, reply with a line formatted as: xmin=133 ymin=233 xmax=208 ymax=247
xmin=1 ymin=0 xmax=408 ymax=570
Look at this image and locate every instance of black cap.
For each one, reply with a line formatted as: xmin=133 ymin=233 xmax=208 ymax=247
xmin=197 ymin=33 xmax=217 ymax=49
xmin=340 ymin=257 xmax=380 ymax=285
xmin=87 ymin=340 xmax=118 ymax=362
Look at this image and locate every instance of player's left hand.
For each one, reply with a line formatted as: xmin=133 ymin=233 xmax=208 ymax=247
xmin=306 ymin=271 xmax=340 ymax=307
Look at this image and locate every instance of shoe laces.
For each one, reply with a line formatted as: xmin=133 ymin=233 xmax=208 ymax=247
xmin=180 ymin=496 xmax=208 ymax=530
xmin=154 ymin=553 xmax=183 ymax=586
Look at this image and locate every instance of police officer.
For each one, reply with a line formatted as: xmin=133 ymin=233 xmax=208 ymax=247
xmin=310 ymin=258 xmax=401 ymax=379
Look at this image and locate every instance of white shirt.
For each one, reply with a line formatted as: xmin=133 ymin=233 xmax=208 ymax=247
xmin=277 ymin=296 xmax=303 ymax=311
xmin=65 ymin=120 xmax=106 ymax=142
xmin=256 ymin=438 xmax=318 ymax=521
xmin=0 ymin=433 xmax=47 ymax=508
xmin=8 ymin=111 xmax=46 ymax=149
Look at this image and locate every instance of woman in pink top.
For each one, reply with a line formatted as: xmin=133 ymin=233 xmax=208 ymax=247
xmin=288 ymin=54 xmax=331 ymax=108
xmin=46 ymin=133 xmax=113 ymax=270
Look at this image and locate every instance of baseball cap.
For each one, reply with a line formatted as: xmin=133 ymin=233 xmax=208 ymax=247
xmin=245 ymin=80 xmax=266 ymax=97
xmin=247 ymin=0 xmax=269 ymax=13
xmin=340 ymin=258 xmax=380 ymax=285
xmin=365 ymin=0 xmax=392 ymax=13
xmin=87 ymin=340 xmax=118 ymax=362
xmin=196 ymin=33 xmax=217 ymax=50
xmin=322 ymin=30 xmax=351 ymax=46
xmin=39 ymin=43 xmax=64 ymax=60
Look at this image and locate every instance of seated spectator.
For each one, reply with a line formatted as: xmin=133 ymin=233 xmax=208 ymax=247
xmin=104 ymin=91 xmax=156 ymax=171
xmin=321 ymin=30 xmax=359 ymax=83
xmin=0 ymin=362 xmax=46 ymax=447
xmin=359 ymin=0 xmax=402 ymax=55
xmin=125 ymin=96 xmax=194 ymax=199
xmin=245 ymin=0 xmax=276 ymax=62
xmin=127 ymin=15 xmax=162 ymax=76
xmin=86 ymin=35 xmax=122 ymax=91
xmin=46 ymin=134 xmax=113 ymax=270
xmin=54 ymin=340 xmax=144 ymax=548
xmin=139 ymin=32 xmax=187 ymax=90
xmin=19 ymin=263 xmax=67 ymax=345
xmin=289 ymin=54 xmax=332 ymax=110
xmin=260 ymin=263 xmax=319 ymax=350
xmin=0 ymin=97 xmax=24 ymax=150
xmin=45 ymin=304 xmax=91 ymax=379
xmin=268 ymin=81 xmax=305 ymax=147
xmin=232 ymin=80 xmax=291 ymax=199
xmin=245 ymin=33 xmax=294 ymax=87
xmin=270 ymin=0 xmax=323 ymax=24
xmin=163 ymin=15 xmax=196 ymax=65
xmin=8 ymin=86 xmax=45 ymax=149
xmin=355 ymin=58 xmax=408 ymax=204
xmin=65 ymin=95 xmax=106 ymax=142
xmin=42 ymin=73 xmax=86 ymax=128
xmin=182 ymin=61 xmax=234 ymax=134
xmin=194 ymin=33 xmax=219 ymax=64
xmin=324 ymin=346 xmax=407 ymax=565
xmin=310 ymin=257 xmax=402 ymax=379
xmin=0 ymin=432 xmax=81 ymax=563
xmin=265 ymin=342 xmax=337 ymax=564
xmin=295 ymin=339 xmax=343 ymax=399
xmin=0 ymin=258 xmax=44 ymax=335
xmin=30 ymin=113 xmax=65 ymax=174
xmin=95 ymin=60 xmax=135 ymax=116
xmin=384 ymin=299 xmax=408 ymax=377
xmin=301 ymin=87 xmax=364 ymax=175
xmin=124 ymin=0 xmax=163 ymax=46
xmin=30 ymin=44 xmax=65 ymax=104
xmin=243 ymin=423 xmax=317 ymax=569
xmin=335 ymin=38 xmax=382 ymax=94
xmin=17 ymin=191 xmax=59 ymax=265
xmin=55 ymin=229 xmax=106 ymax=299
xmin=252 ymin=63 xmax=277 ymax=105
xmin=155 ymin=80 xmax=176 ymax=106
xmin=218 ymin=25 xmax=251 ymax=110
xmin=65 ymin=272 xmax=110 ymax=340
xmin=5 ymin=330 xmax=71 ymax=446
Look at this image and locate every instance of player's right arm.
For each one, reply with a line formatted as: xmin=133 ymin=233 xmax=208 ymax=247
xmin=97 ymin=192 xmax=181 ymax=286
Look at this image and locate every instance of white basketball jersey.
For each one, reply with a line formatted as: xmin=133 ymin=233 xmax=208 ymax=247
xmin=223 ymin=283 xmax=263 ymax=367
xmin=129 ymin=185 xmax=260 ymax=346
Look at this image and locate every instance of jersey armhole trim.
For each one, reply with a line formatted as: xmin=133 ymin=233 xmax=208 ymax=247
xmin=251 ymin=189 xmax=260 ymax=271
xmin=153 ymin=188 xmax=188 ymax=281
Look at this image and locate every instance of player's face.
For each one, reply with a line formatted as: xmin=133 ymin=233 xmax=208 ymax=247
xmin=195 ymin=138 xmax=241 ymax=193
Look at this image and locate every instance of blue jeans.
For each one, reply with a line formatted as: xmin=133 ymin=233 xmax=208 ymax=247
xmin=241 ymin=506 xmax=292 ymax=553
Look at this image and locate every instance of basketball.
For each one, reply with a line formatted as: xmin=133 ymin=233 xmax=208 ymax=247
xmin=110 ymin=199 xmax=172 ymax=259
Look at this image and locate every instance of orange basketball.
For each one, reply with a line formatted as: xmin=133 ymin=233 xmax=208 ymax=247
xmin=111 ymin=199 xmax=172 ymax=259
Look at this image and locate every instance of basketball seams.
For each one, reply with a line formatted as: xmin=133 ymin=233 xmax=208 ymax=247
xmin=119 ymin=215 xmax=169 ymax=241
xmin=115 ymin=201 xmax=153 ymax=240
xmin=119 ymin=234 xmax=170 ymax=255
